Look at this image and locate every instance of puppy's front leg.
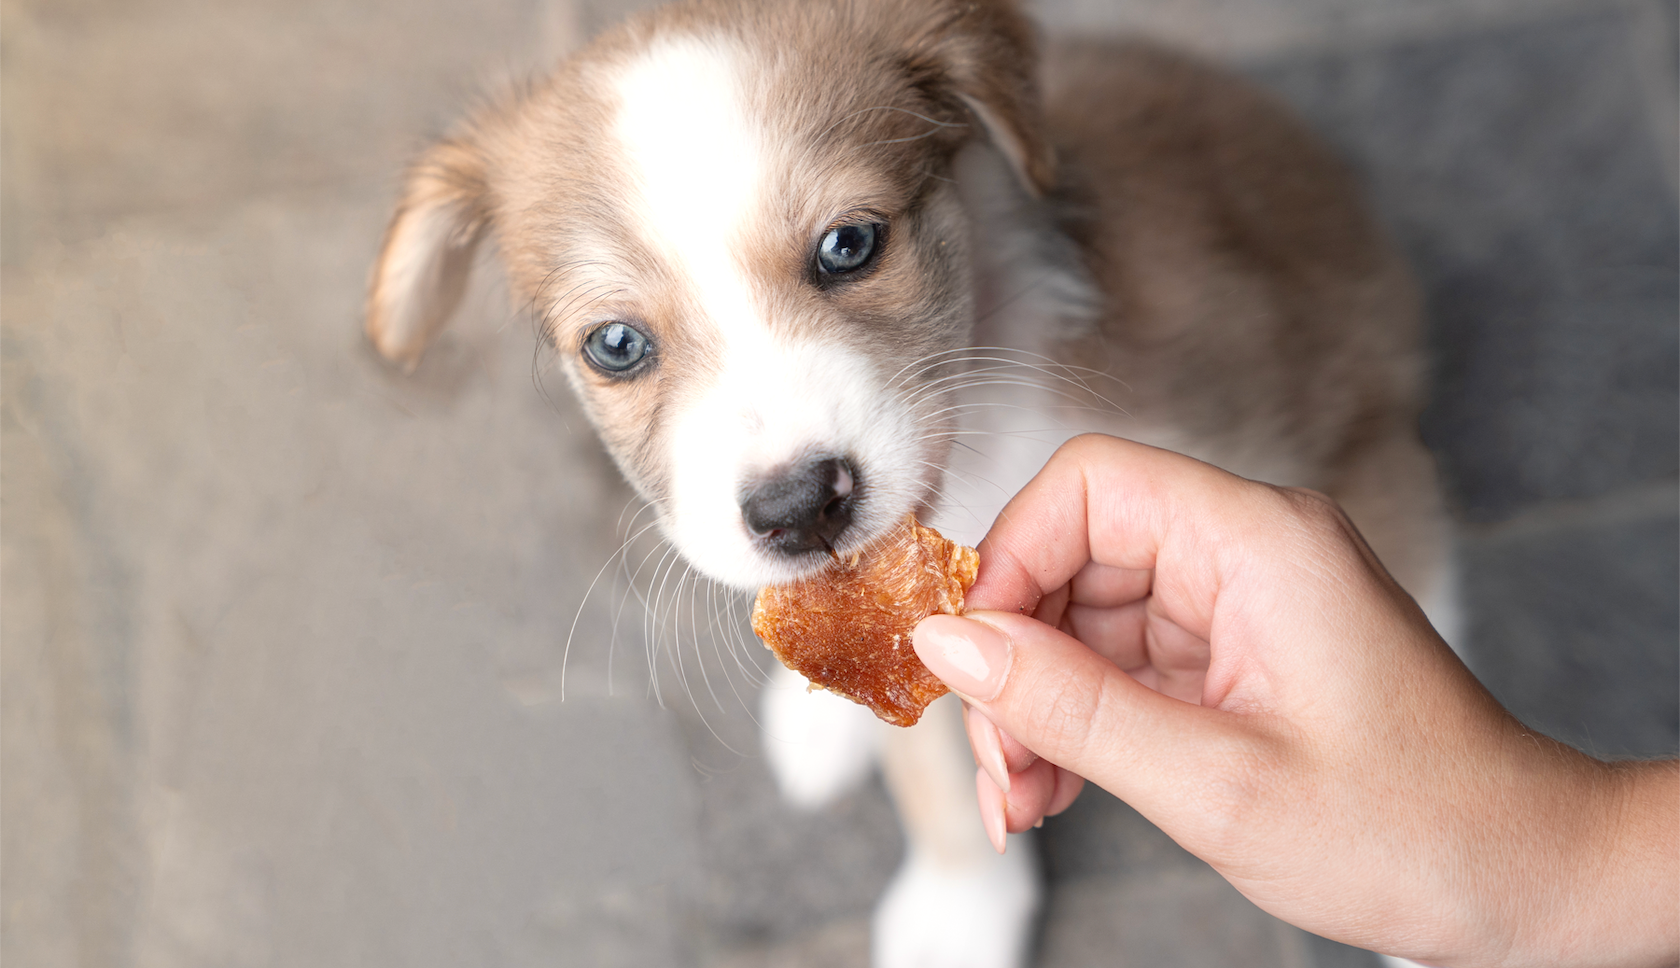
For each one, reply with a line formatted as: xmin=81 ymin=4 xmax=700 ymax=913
xmin=875 ymin=695 xmax=1040 ymax=968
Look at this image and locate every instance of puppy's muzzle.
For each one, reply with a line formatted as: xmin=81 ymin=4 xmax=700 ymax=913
xmin=741 ymin=456 xmax=857 ymax=556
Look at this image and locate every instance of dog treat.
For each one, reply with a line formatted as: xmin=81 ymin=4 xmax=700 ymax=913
xmin=751 ymin=516 xmax=978 ymax=727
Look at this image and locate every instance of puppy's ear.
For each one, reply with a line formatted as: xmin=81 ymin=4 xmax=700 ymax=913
xmin=909 ymin=0 xmax=1055 ymax=196
xmin=365 ymin=137 xmax=492 ymax=371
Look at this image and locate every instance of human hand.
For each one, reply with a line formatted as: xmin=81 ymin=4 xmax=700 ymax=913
xmin=912 ymin=434 xmax=1677 ymax=967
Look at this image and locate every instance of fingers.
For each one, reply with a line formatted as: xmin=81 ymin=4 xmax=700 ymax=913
xmin=1002 ymin=757 xmax=1085 ymax=832
xmin=976 ymin=769 xmax=1006 ymax=852
xmin=916 ymin=610 xmax=1249 ymax=820
xmin=1046 ymin=764 xmax=1084 ymax=817
xmin=1065 ymin=560 xmax=1153 ymax=610
xmin=1059 ymin=599 xmax=1149 ymax=666
xmin=975 ymin=760 xmax=1086 ymax=853
xmin=964 ymin=435 xmax=1423 ymax=710
xmin=967 ymin=703 xmax=1087 ymax=836
xmin=966 ymin=434 xmax=1261 ymax=641
xmin=963 ymin=702 xmax=1035 ymax=792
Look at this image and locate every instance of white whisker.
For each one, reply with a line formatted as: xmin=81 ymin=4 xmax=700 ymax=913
xmin=899 ymin=358 xmax=1125 ymax=413
xmin=619 ymin=539 xmax=680 ymax=704
xmin=562 ymin=511 xmax=666 ymax=701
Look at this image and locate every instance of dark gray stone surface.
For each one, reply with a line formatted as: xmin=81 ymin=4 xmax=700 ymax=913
xmin=678 ymin=704 xmax=904 ymax=944
xmin=1463 ymin=491 xmax=1680 ymax=758
xmin=1248 ymin=9 xmax=1680 ymax=523
xmin=1036 ymin=868 xmax=1310 ymax=968
xmin=1042 ymin=789 xmax=1387 ymax=966
xmin=1040 ymin=785 xmax=1197 ymax=884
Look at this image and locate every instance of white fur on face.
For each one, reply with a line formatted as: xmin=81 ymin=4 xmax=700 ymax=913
xmin=614 ymin=35 xmax=763 ymax=345
xmin=611 ymin=35 xmax=933 ymax=589
xmin=664 ymin=335 xmax=929 ymax=588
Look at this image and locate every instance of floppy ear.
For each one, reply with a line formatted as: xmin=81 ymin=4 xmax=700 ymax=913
xmin=908 ymin=0 xmax=1055 ymax=196
xmin=365 ymin=137 xmax=492 ymax=371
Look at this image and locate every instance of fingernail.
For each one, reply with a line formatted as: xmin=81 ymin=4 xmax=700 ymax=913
xmin=976 ymin=768 xmax=1008 ymax=854
xmin=965 ymin=706 xmax=1011 ymax=794
xmin=915 ymin=615 xmax=1011 ymax=702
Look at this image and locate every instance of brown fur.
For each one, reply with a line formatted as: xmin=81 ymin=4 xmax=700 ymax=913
xmin=1037 ymin=41 xmax=1446 ymax=593
xmin=366 ymin=4 xmax=1452 ymax=959
xmin=366 ymin=0 xmax=1446 ymax=606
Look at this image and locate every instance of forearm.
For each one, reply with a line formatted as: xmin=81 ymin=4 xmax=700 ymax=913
xmin=1503 ymin=756 xmax=1678 ymax=968
xmin=1563 ymin=758 xmax=1676 ymax=967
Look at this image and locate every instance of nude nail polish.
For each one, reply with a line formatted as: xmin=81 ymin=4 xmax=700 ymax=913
xmin=914 ymin=614 xmax=1010 ymax=701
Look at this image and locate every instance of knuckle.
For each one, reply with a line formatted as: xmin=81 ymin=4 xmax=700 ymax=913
xmin=1016 ymin=663 xmax=1104 ymax=758
xmin=1061 ymin=432 xmax=1122 ymax=468
xmin=1281 ymin=487 xmax=1346 ymax=530
xmin=1275 ymin=487 xmax=1365 ymax=556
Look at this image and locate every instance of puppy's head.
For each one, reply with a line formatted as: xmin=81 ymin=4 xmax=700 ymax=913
xmin=367 ymin=0 xmax=1050 ymax=588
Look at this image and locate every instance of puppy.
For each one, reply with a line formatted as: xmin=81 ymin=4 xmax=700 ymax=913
xmin=366 ymin=2 xmax=1453 ymax=965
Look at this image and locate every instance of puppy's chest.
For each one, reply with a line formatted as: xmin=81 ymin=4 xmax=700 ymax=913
xmin=933 ymin=144 xmax=1295 ymax=540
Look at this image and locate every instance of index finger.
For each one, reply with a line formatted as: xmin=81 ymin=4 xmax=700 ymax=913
xmin=965 ymin=434 xmax=1255 ymax=641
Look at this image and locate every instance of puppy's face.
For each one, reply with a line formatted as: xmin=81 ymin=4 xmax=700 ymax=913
xmin=367 ymin=0 xmax=1050 ymax=589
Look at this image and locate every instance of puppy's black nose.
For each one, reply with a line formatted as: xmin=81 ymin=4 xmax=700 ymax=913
xmin=740 ymin=457 xmax=857 ymax=556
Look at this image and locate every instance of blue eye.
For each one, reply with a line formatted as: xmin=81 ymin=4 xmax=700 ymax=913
xmin=583 ymin=322 xmax=650 ymax=373
xmin=816 ymin=222 xmax=881 ymax=275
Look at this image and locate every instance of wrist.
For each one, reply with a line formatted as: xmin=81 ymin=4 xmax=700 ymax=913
xmin=1501 ymin=756 xmax=1678 ymax=967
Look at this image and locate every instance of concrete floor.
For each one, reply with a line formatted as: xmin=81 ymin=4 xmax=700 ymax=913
xmin=4 ymin=0 xmax=1675 ymax=965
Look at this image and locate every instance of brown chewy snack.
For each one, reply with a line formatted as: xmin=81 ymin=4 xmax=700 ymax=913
xmin=751 ymin=516 xmax=978 ymax=727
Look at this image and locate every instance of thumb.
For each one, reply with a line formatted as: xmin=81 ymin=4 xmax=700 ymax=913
xmin=914 ymin=610 xmax=1260 ymax=819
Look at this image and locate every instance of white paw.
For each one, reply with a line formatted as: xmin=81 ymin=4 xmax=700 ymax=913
xmin=1380 ymin=956 xmax=1432 ymax=968
xmin=872 ymin=837 xmax=1041 ymax=968
xmin=760 ymin=664 xmax=882 ymax=810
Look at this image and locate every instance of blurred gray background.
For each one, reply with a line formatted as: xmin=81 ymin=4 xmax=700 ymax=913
xmin=4 ymin=0 xmax=1675 ymax=965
